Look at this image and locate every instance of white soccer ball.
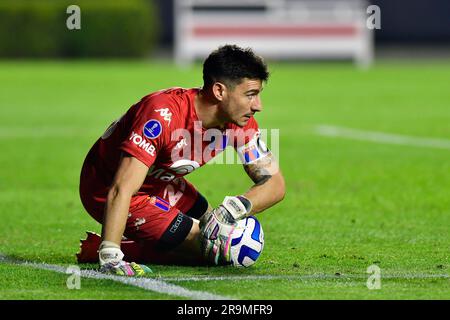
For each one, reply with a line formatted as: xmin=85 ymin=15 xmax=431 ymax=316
xmin=229 ymin=216 xmax=264 ymax=267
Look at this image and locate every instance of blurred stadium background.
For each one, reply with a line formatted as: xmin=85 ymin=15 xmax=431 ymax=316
xmin=0 ymin=0 xmax=449 ymax=60
xmin=1 ymin=0 xmax=449 ymax=300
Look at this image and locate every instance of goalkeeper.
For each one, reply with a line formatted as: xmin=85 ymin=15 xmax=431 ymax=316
xmin=78 ymin=45 xmax=285 ymax=276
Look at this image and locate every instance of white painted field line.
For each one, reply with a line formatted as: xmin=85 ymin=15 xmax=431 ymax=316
xmin=0 ymin=254 xmax=231 ymax=300
xmin=315 ymin=125 xmax=450 ymax=150
xmin=160 ymin=274 xmax=449 ymax=282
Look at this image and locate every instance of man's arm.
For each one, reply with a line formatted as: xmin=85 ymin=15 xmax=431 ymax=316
xmin=242 ymin=152 xmax=285 ymax=214
xmin=102 ymin=155 xmax=148 ymax=246
xmin=201 ymin=152 xmax=284 ymax=230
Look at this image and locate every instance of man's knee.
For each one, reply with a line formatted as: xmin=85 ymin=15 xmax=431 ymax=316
xmin=185 ymin=192 xmax=210 ymax=219
xmin=155 ymin=191 xmax=210 ymax=252
xmin=156 ymin=211 xmax=194 ymax=252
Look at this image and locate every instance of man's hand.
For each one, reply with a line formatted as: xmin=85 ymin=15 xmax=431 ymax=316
xmin=212 ymin=196 xmax=253 ymax=223
xmin=98 ymin=241 xmax=152 ymax=277
xmin=99 ymin=261 xmax=152 ymax=277
xmin=199 ymin=208 xmax=236 ymax=265
xmin=196 ymin=196 xmax=252 ymax=265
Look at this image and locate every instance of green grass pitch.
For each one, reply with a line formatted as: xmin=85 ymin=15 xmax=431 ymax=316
xmin=0 ymin=59 xmax=449 ymax=299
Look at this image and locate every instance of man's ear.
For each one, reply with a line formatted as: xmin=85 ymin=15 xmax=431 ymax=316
xmin=212 ymin=82 xmax=227 ymax=101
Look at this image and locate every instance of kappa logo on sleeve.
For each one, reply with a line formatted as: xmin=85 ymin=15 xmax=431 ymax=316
xmin=154 ymin=108 xmax=172 ymax=125
xmin=143 ymin=119 xmax=162 ymax=139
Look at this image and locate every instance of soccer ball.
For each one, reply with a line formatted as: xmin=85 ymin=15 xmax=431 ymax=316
xmin=229 ymin=216 xmax=264 ymax=267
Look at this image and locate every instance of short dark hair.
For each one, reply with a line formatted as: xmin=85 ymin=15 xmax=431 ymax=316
xmin=202 ymin=45 xmax=269 ymax=89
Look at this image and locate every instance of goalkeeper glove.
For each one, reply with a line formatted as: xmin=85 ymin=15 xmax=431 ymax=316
xmin=214 ymin=195 xmax=252 ymax=223
xmin=99 ymin=260 xmax=152 ymax=277
xmin=198 ymin=196 xmax=252 ymax=265
xmin=98 ymin=241 xmax=152 ymax=277
xmin=199 ymin=209 xmax=235 ymax=265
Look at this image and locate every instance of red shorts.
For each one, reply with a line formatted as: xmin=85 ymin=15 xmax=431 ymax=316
xmin=79 ymin=161 xmax=207 ymax=254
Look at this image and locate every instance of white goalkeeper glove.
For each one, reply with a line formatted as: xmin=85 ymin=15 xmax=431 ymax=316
xmin=198 ymin=196 xmax=252 ymax=265
xmin=98 ymin=241 xmax=124 ymax=266
xmin=218 ymin=195 xmax=253 ymax=222
xmin=98 ymin=241 xmax=151 ymax=277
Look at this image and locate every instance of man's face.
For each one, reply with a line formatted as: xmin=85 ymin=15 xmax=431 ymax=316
xmin=221 ymin=78 xmax=263 ymax=127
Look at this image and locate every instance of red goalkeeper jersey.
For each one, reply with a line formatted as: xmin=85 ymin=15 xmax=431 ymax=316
xmin=83 ymin=87 xmax=264 ymax=197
